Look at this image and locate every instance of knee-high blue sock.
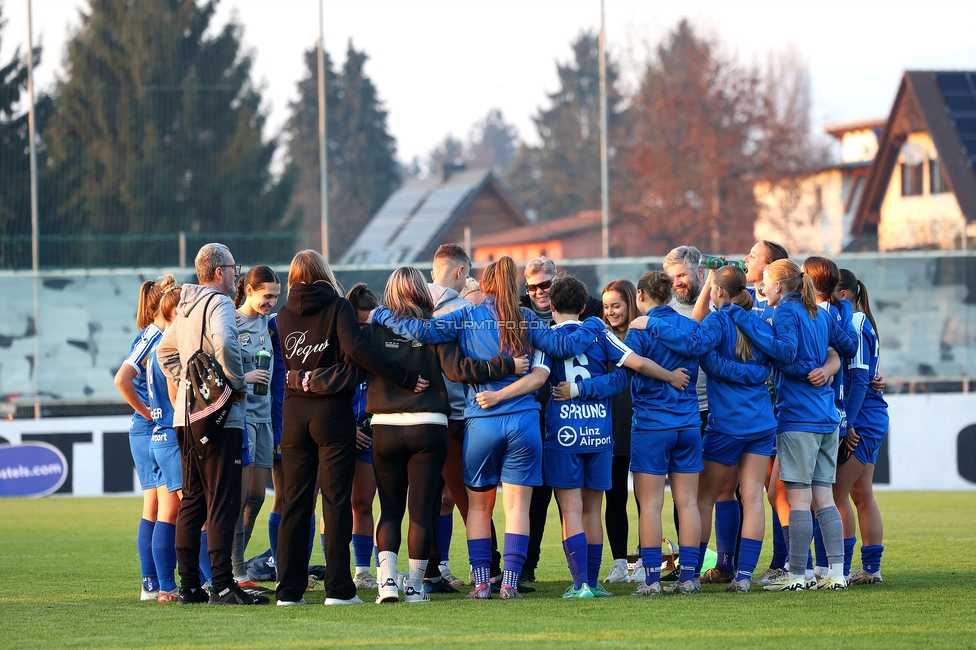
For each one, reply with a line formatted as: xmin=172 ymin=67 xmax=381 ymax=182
xmin=781 ymin=525 xmax=790 ymax=569
xmin=562 ymin=533 xmax=588 ymax=590
xmin=861 ymin=544 xmax=884 ymax=574
xmin=586 ymin=543 xmax=602 ymax=588
xmin=771 ymin=510 xmax=787 ymax=570
xmin=807 ymin=548 xmax=814 ymax=571
xmin=714 ymin=501 xmax=739 ymax=572
xmin=844 ymin=537 xmax=857 ymax=576
xmin=641 ymin=545 xmax=662 ymax=586
xmin=307 ymin=515 xmax=316 ymax=565
xmin=813 ymin=517 xmax=828 ymax=569
xmin=467 ymin=537 xmax=492 ymax=586
xmin=678 ymin=545 xmax=701 ymax=583
xmin=198 ymin=530 xmax=212 ymax=585
xmin=502 ymin=533 xmax=530 ymax=588
xmin=735 ymin=537 xmax=763 ymax=582
xmin=352 ymin=534 xmax=373 ymax=571
xmin=138 ymin=519 xmax=157 ymax=591
xmin=437 ymin=514 xmax=454 ymax=563
xmin=268 ymin=512 xmax=281 ymax=562
xmin=151 ymin=521 xmax=178 ymax=592
xmin=695 ymin=542 xmax=708 ymax=577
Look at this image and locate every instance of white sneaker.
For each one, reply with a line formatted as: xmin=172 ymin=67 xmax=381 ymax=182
xmin=376 ymin=577 xmax=399 ymax=604
xmin=604 ymin=559 xmax=629 ymax=583
xmin=324 ymin=595 xmax=363 ymax=605
xmin=762 ymin=572 xmax=806 ymax=591
xmin=403 ymin=585 xmax=430 ymax=603
xmin=848 ymin=568 xmax=883 ymax=585
xmin=627 ymin=559 xmax=646 ymax=583
xmin=756 ymin=568 xmax=788 ymax=586
xmin=814 ymin=575 xmax=848 ymax=590
xmin=353 ymin=572 xmax=379 ymax=589
xmin=276 ymin=598 xmax=306 ymax=606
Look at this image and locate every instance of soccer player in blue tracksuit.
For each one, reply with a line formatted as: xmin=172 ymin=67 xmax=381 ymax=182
xmin=833 ymin=269 xmax=889 ymax=585
xmin=727 ymin=259 xmax=857 ymax=591
xmin=371 ymin=257 xmax=607 ymax=599
xmin=639 ymin=265 xmax=778 ymax=592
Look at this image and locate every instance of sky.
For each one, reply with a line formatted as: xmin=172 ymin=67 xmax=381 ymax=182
xmin=3 ymin=0 xmax=976 ymax=166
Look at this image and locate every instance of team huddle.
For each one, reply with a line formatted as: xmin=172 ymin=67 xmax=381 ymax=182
xmin=115 ymin=239 xmax=889 ymax=605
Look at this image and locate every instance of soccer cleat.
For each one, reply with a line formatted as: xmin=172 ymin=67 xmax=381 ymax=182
xmin=762 ymin=572 xmax=806 ymax=591
xmin=848 ymin=568 xmax=883 ymax=586
xmin=305 ymin=575 xmax=321 ymax=592
xmin=157 ymin=588 xmax=179 ymax=603
xmin=324 ymin=595 xmax=364 ymax=605
xmin=520 ymin=568 xmax=536 ymax=583
xmin=178 ymin=586 xmax=210 ymax=605
xmin=466 ymin=582 xmax=492 ymax=600
xmin=660 ymin=567 xmax=680 ymax=583
xmin=664 ymin=579 xmax=701 ymax=595
xmin=756 ymin=568 xmax=788 ymax=586
xmin=423 ymin=578 xmax=459 ymax=594
xmin=208 ymin=585 xmax=270 ymax=605
xmin=376 ymin=578 xmax=399 ymax=604
xmin=276 ymin=598 xmax=306 ymax=606
xmin=141 ymin=577 xmax=159 ymax=601
xmin=805 ymin=575 xmax=819 ymax=590
xmin=561 ymin=584 xmax=595 ymax=599
xmin=725 ymin=578 xmax=751 ymax=593
xmin=403 ymin=585 xmax=430 ymax=603
xmin=627 ymin=559 xmax=645 ymax=583
xmin=237 ymin=579 xmax=274 ymax=595
xmin=589 ymin=582 xmax=613 ymax=597
xmin=353 ymin=572 xmax=379 ymax=589
xmin=700 ymin=566 xmax=734 ymax=584
xmin=631 ymin=581 xmax=662 ymax=596
xmin=439 ymin=567 xmax=465 ymax=589
xmin=813 ymin=566 xmax=828 ymax=580
xmin=814 ymin=575 xmax=848 ymax=590
xmin=140 ymin=587 xmax=159 ymax=601
xmin=499 ymin=585 xmax=522 ymax=600
xmin=604 ymin=559 xmax=630 ymax=583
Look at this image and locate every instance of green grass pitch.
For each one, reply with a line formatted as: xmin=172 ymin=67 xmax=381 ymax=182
xmin=1 ymin=492 xmax=974 ymax=648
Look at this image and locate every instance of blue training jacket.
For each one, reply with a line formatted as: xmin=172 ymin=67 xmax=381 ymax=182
xmin=843 ymin=312 xmax=888 ymax=434
xmin=371 ymin=298 xmax=605 ymax=420
xmin=624 ymin=305 xmax=701 ymax=433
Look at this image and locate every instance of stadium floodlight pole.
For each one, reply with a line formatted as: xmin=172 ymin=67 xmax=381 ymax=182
xmin=317 ymin=0 xmax=330 ymax=261
xmin=26 ymin=0 xmax=40 ymax=420
xmin=598 ymin=0 xmax=610 ymax=262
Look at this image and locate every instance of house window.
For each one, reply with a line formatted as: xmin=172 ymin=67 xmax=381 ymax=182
xmin=930 ymin=158 xmax=949 ymax=194
xmin=901 ymin=162 xmax=924 ymax=196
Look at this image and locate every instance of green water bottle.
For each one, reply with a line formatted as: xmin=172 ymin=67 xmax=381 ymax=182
xmin=700 ymin=254 xmax=745 ymax=271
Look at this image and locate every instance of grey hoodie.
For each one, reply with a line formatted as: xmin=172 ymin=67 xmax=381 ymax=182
xmin=156 ymin=284 xmax=247 ymax=429
xmin=428 ymin=283 xmax=473 ymax=420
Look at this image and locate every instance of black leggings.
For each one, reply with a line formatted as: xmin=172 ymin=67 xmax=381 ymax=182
xmin=605 ymin=454 xmax=635 ymax=560
xmin=372 ymin=423 xmax=448 ymax=559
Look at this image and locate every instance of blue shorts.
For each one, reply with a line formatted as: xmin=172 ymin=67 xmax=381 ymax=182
xmin=357 ymin=443 xmax=373 ymax=465
xmin=852 ymin=424 xmax=888 ymax=466
xmin=150 ymin=444 xmax=183 ymax=492
xmin=273 ymin=425 xmax=282 ymax=461
xmin=629 ymin=428 xmax=703 ymax=475
xmin=464 ymin=411 xmax=542 ymax=488
xmin=702 ymin=428 xmax=776 ymax=465
xmin=545 ymin=449 xmax=612 ymax=490
xmin=130 ymin=418 xmax=163 ymax=491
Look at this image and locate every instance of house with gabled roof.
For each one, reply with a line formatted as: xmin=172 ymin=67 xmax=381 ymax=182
xmin=851 ymin=71 xmax=976 ymax=251
xmin=339 ymin=166 xmax=529 ymax=265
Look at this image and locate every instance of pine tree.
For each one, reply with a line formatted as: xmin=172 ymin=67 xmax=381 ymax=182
xmin=40 ymin=0 xmax=296 ymax=268
xmin=466 ymin=108 xmax=518 ymax=174
xmin=505 ymin=31 xmax=622 ymax=222
xmin=285 ymin=40 xmax=399 ymax=260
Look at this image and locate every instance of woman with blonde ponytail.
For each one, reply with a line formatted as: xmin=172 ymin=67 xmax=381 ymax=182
xmin=725 ymin=258 xmax=858 ymax=592
xmin=370 ymin=256 xmax=607 ymax=599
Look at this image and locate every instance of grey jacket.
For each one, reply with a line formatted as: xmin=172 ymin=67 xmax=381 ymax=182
xmin=156 ymin=284 xmax=247 ymax=429
xmin=428 ymin=283 xmax=473 ymax=420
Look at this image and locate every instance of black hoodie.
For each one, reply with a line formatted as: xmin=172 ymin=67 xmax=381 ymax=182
xmin=276 ymin=281 xmax=419 ymax=399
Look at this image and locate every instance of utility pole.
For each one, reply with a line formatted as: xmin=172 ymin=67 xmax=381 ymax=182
xmin=317 ymin=0 xmax=330 ymax=260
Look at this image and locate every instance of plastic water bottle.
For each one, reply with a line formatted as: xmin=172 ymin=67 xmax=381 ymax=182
xmin=254 ymin=350 xmax=271 ymax=396
xmin=700 ymin=255 xmax=745 ymax=271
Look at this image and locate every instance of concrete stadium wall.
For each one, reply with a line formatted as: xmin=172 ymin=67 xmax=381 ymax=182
xmin=2 ymin=393 xmax=974 ymax=495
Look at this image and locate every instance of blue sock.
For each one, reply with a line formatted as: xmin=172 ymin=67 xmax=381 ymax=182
xmin=695 ymin=542 xmax=708 ymax=577
xmin=586 ymin=543 xmax=603 ymax=588
xmin=861 ymin=544 xmax=884 ymax=574
xmin=807 ymin=548 xmax=814 ymax=571
xmin=714 ymin=501 xmax=739 ymax=572
xmin=502 ymin=533 xmax=529 ymax=588
xmin=268 ymin=512 xmax=281 ymax=563
xmin=640 ymin=545 xmax=662 ymax=585
xmin=198 ymin=530 xmax=212 ymax=584
xmin=678 ymin=545 xmax=701 ymax=583
xmin=467 ymin=538 xmax=492 ymax=585
xmin=138 ymin=519 xmax=157 ymax=589
xmin=562 ymin=533 xmax=588 ymax=590
xmin=352 ymin=534 xmax=373 ymax=570
xmin=813 ymin=517 xmax=828 ymax=569
xmin=771 ymin=511 xmax=787 ymax=569
xmin=735 ymin=537 xmax=763 ymax=582
xmin=308 ymin=515 xmax=316 ymax=565
xmin=781 ymin=524 xmax=791 ymax=570
xmin=844 ymin=537 xmax=857 ymax=576
xmin=151 ymin=521 xmax=178 ymax=592
xmin=437 ymin=514 xmax=454 ymax=563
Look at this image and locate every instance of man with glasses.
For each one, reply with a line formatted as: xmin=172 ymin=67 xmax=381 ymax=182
xmin=519 ymin=256 xmax=602 ymax=583
xmin=157 ymin=243 xmax=267 ymax=605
